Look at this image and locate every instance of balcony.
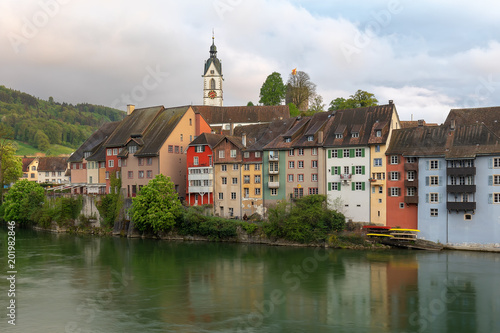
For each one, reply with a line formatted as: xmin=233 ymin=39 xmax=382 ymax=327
xmin=447 ymin=167 xmax=476 ymax=176
xmin=369 ymin=178 xmax=384 ymax=185
xmin=268 ymin=182 xmax=280 ymax=189
xmin=269 ymin=153 xmax=279 ymax=161
xmin=404 ymin=178 xmax=418 ymax=187
xmin=404 ymin=162 xmax=418 ymax=171
xmin=340 ymin=174 xmax=351 ymax=180
xmin=269 ymin=168 xmax=279 ymax=175
xmin=188 ymin=186 xmax=213 ymax=193
xmin=404 ymin=196 xmax=419 ymax=204
xmin=447 ymin=201 xmax=476 ymax=211
xmin=447 ymin=184 xmax=476 ymax=193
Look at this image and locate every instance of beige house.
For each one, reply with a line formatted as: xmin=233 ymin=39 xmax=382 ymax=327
xmin=37 ymin=157 xmax=69 ymax=184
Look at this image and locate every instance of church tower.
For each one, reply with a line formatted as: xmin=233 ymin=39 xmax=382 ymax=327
xmin=203 ymin=34 xmax=223 ymax=106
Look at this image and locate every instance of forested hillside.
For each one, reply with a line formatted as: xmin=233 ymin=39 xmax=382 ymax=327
xmin=0 ymin=85 xmax=125 ymax=151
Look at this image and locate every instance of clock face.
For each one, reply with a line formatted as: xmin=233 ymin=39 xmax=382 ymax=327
xmin=208 ymin=90 xmax=217 ymax=99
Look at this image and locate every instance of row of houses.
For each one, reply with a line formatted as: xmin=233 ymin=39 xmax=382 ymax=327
xmin=66 ymin=102 xmax=500 ymax=245
xmin=21 ymin=156 xmax=69 ymax=184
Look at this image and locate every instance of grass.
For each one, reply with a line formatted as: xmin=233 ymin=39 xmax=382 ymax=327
xmin=11 ymin=140 xmax=74 ymax=156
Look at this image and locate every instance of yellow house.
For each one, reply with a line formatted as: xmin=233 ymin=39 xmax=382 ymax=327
xmin=21 ymin=157 xmax=39 ymax=182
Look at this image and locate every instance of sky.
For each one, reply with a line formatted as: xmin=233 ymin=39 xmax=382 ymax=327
xmin=2 ymin=0 xmax=500 ymax=124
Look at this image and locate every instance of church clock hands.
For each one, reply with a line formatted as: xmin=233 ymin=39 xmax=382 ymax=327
xmin=208 ymin=90 xmax=217 ymax=99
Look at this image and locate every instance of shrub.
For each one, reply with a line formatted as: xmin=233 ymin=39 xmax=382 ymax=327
xmin=3 ymin=180 xmax=45 ymax=224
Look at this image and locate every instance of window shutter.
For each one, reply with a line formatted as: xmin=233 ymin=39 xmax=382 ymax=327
xmin=439 ymin=194 xmax=442 ymax=203
xmin=362 ymin=166 xmax=365 ymax=175
xmin=489 ymin=193 xmax=493 ymax=204
xmin=328 ymin=182 xmax=332 ymax=191
xmin=438 ymin=160 xmax=442 ymax=169
xmin=425 ymin=177 xmax=429 ymax=186
xmin=352 ymin=182 xmax=355 ymax=191
xmin=362 ymin=149 xmax=365 ymax=157
xmin=337 ymin=167 xmax=341 ymax=174
xmin=352 ymin=166 xmax=355 ymax=174
xmin=362 ymin=182 xmax=366 ymax=191
xmin=426 ymin=161 xmax=429 ymax=170
xmin=338 ymin=182 xmax=342 ymax=191
xmin=439 ymin=176 xmax=443 ymax=186
xmin=331 ymin=167 xmax=334 ymax=175
xmin=489 ymin=175 xmax=493 ymax=186
xmin=350 ymin=149 xmax=355 ymax=158
xmin=338 ymin=149 xmax=343 ymax=158
xmin=328 ymin=150 xmax=331 ymax=159
xmin=426 ymin=194 xmax=429 ymax=203
xmin=488 ymin=158 xmax=493 ymax=169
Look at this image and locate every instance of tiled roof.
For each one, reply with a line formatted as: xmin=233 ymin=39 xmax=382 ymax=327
xmin=22 ymin=158 xmax=35 ymax=172
xmin=37 ymin=157 xmax=68 ymax=171
xmin=444 ymin=106 xmax=500 ymax=136
xmin=68 ymin=121 xmax=120 ymax=163
xmin=192 ymin=105 xmax=289 ymax=125
xmin=188 ymin=132 xmax=224 ymax=148
xmin=232 ymin=118 xmax=296 ymax=151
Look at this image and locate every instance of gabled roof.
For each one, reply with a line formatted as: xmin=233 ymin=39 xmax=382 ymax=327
xmin=105 ymin=106 xmax=164 ymax=148
xmin=263 ymin=116 xmax=307 ymax=150
xmin=213 ymin=135 xmax=244 ymax=151
xmin=22 ymin=158 xmax=36 ymax=172
xmin=68 ymin=121 xmax=120 ymax=163
xmin=444 ymin=106 xmax=500 ymax=136
xmin=188 ymin=132 xmax=224 ymax=148
xmin=323 ymin=104 xmax=396 ymax=147
xmin=134 ymin=106 xmax=190 ymax=157
xmin=37 ymin=157 xmax=68 ymax=171
xmin=191 ymin=105 xmax=289 ymax=125
xmin=385 ymin=126 xmax=449 ymax=157
xmin=232 ymin=118 xmax=297 ymax=151
xmin=294 ymin=111 xmax=333 ymax=148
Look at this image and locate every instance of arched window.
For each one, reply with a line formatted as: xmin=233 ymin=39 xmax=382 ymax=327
xmin=210 ymin=78 xmax=216 ymax=90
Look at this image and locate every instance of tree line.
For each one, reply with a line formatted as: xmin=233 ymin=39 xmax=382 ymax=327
xmin=0 ymin=85 xmax=125 ymax=151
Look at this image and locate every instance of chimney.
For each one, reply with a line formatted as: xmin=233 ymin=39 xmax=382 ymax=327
xmin=318 ymin=131 xmax=324 ymax=144
xmin=417 ymin=119 xmax=424 ymax=127
xmin=242 ymin=133 xmax=247 ymax=147
xmin=388 ymin=100 xmax=393 ymax=105
xmin=450 ymin=119 xmax=456 ymax=130
xmin=127 ymin=104 xmax=135 ymax=115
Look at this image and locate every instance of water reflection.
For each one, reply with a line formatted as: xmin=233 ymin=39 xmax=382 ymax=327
xmin=1 ymin=228 xmax=499 ymax=333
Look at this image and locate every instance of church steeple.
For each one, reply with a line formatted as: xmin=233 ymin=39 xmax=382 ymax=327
xmin=203 ymin=32 xmax=223 ymax=106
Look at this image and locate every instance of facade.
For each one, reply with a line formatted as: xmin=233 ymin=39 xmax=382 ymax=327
xmin=186 ymin=133 xmax=223 ymax=206
xmin=202 ymin=36 xmax=223 ymax=106
xmin=37 ymin=157 xmax=69 ymax=184
xmin=21 ymin=157 xmax=38 ymax=181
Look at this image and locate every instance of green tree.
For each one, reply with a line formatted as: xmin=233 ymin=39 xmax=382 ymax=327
xmin=0 ymin=126 xmax=22 ymax=203
xmin=130 ymin=174 xmax=183 ymax=233
xmin=308 ymin=94 xmax=325 ymax=114
xmin=3 ymin=179 xmax=45 ymax=223
xmin=328 ymin=90 xmax=378 ymax=111
xmin=286 ymin=71 xmax=317 ymax=111
xmin=288 ymin=103 xmax=300 ymax=117
xmin=259 ymin=72 xmax=286 ymax=105
xmin=247 ymin=101 xmax=255 ymax=106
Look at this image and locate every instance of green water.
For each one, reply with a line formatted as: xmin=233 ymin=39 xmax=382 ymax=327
xmin=0 ymin=228 xmax=499 ymax=333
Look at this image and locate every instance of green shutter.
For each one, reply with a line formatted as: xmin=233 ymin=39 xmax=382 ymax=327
xmin=350 ymin=149 xmax=355 ymax=158
xmin=352 ymin=166 xmax=355 ymax=174
xmin=362 ymin=166 xmax=365 ymax=175
xmin=338 ymin=149 xmax=343 ymax=158
xmin=328 ymin=150 xmax=331 ymax=159
xmin=331 ymin=167 xmax=334 ymax=175
xmin=352 ymin=182 xmax=355 ymax=191
xmin=328 ymin=182 xmax=332 ymax=191
xmin=362 ymin=182 xmax=365 ymax=191
xmin=362 ymin=148 xmax=365 ymax=157
xmin=338 ymin=182 xmax=342 ymax=191
xmin=337 ymin=167 xmax=341 ymax=174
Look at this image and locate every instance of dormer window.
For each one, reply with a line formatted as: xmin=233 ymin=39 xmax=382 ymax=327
xmin=352 ymin=132 xmax=359 ymax=138
xmin=335 ymin=133 xmax=343 ymax=139
xmin=307 ymin=135 xmax=314 ymax=141
xmin=128 ymin=145 xmax=137 ymax=154
xmin=285 ymin=137 xmax=291 ymax=143
xmin=376 ymin=130 xmax=382 ymax=137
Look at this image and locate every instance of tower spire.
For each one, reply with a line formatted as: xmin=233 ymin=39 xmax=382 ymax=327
xmin=210 ymin=29 xmax=217 ymax=58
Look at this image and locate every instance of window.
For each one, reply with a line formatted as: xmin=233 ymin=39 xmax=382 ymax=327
xmin=269 ymin=162 xmax=279 ymax=172
xmin=355 ymin=148 xmax=363 ymax=157
xmin=407 ymin=187 xmax=416 ymax=196
xmin=255 ymin=152 xmax=261 ymax=158
xmin=118 ymin=159 xmax=122 ymax=167
xmin=309 ymin=188 xmax=319 ymax=195
xmin=375 ymin=145 xmax=380 ymax=152
xmin=233 ymin=164 xmax=238 ymax=171
xmin=298 ymin=148 xmax=304 ymax=156
xmin=344 ymin=166 xmax=350 ymax=174
xmin=244 ymin=175 xmax=250 ymax=184
xmin=30 ymin=173 xmax=35 ymax=178
xmin=168 ymin=145 xmax=173 ymax=153
xmin=138 ymin=171 xmax=144 ymax=178
xmin=105 ymin=171 xmax=109 ymax=180
xmin=307 ymin=135 xmax=314 ymax=142
xmin=355 ymin=166 xmax=364 ymax=175
xmin=244 ymin=152 xmax=250 ymax=158
xmin=100 ymin=162 xmax=105 ymax=168
xmin=288 ymin=174 xmax=294 ymax=182
xmin=219 ymin=150 xmax=225 ymax=158
xmin=390 ymin=172 xmax=400 ymax=181
xmin=399 ymin=203 xmax=405 ymax=209
xmin=254 ymin=175 xmax=261 ymax=184
xmin=343 ymin=149 xmax=350 ymax=158
xmin=107 ymin=149 xmax=112 ymax=156
xmin=390 ymin=187 xmax=401 ymax=196
xmin=430 ymin=208 xmax=438 ymax=217
xmin=231 ymin=192 xmax=237 ymax=200
xmin=312 ymin=174 xmax=318 ymax=182
xmin=244 ymin=188 xmax=249 ymax=198
xmin=138 ymin=158 xmax=144 ymax=166
xmin=430 ymin=193 xmax=439 ymax=203
xmin=493 ymin=193 xmax=500 ymax=203
xmin=298 ymin=161 xmax=304 ymax=168
xmin=289 ymin=149 xmax=295 ymax=156
xmin=309 ymin=161 xmax=317 ymax=169
xmin=230 ymin=149 xmax=236 ymax=158
xmin=407 ymin=157 xmax=416 ymax=163
xmin=244 ymin=164 xmax=250 ymax=171
xmin=376 ymin=130 xmax=382 ymax=137
xmin=108 ymin=160 xmax=114 ymax=168
xmin=112 ymin=148 xmax=117 ymax=155
xmin=374 ymin=158 xmax=382 ymax=167
xmin=221 ymin=165 xmax=227 ymax=172
xmin=271 ymin=188 xmax=277 ymax=196
xmin=193 ymin=156 xmax=199 ymax=166
xmin=352 ymin=132 xmax=359 ymax=138
xmin=330 ymin=182 xmax=339 ymax=191
xmin=232 ymin=178 xmax=238 ymax=185
xmin=180 ymin=134 xmax=183 ymax=142
xmin=298 ymin=174 xmax=304 ymax=182
xmin=355 ymin=182 xmax=363 ymax=190
xmin=229 ymin=207 xmax=234 ymax=217
xmin=147 ymin=170 xmax=153 ymax=178
xmin=289 ymin=161 xmax=295 ymax=169
xmin=254 ymin=164 xmax=261 ymax=171
xmin=430 ymin=176 xmax=439 ymax=186
xmin=255 ymin=188 xmax=261 ymax=195
xmin=494 ymin=158 xmax=500 ymax=168
xmin=293 ymin=188 xmax=304 ymax=198
xmin=464 ymin=214 xmax=472 ymax=221
xmin=312 ymin=148 xmax=317 ymax=155
xmin=430 ymin=160 xmax=439 ymax=170
xmin=379 ymin=186 xmax=383 ymax=194
xmin=128 ymin=171 xmax=133 ymax=179
xmin=284 ymin=137 xmax=291 ymax=143
xmin=335 ymin=133 xmax=343 ymax=139
xmin=390 ymin=155 xmax=399 ymax=164
xmin=407 ymin=171 xmax=415 ymax=181
xmin=195 ymin=146 xmax=204 ymax=153
xmin=494 ymin=175 xmax=500 ymax=185
xmin=221 ymin=177 xmax=227 ymax=185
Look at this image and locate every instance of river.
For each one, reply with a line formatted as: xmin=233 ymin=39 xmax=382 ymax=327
xmin=1 ymin=228 xmax=499 ymax=333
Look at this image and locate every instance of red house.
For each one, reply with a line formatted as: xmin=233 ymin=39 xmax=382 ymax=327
xmin=186 ymin=133 xmax=223 ymax=206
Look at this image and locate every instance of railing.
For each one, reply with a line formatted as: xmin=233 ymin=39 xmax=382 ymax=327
xmin=269 ymin=154 xmax=279 ymax=161
xmin=340 ymin=174 xmax=351 ymax=180
xmin=447 ymin=202 xmax=476 ymax=211
xmin=268 ymin=182 xmax=280 ymax=188
xmin=404 ymin=162 xmax=418 ymax=171
xmin=404 ymin=196 xmax=419 ymax=204
xmin=447 ymin=184 xmax=476 ymax=193
xmin=447 ymin=167 xmax=476 ymax=176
